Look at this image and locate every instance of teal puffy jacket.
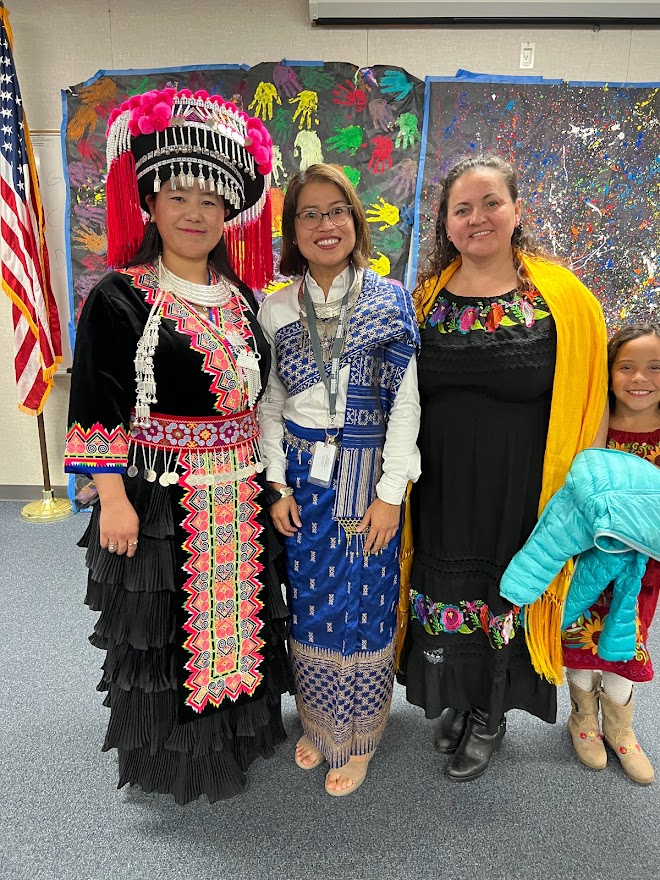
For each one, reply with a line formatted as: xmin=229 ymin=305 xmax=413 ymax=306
xmin=500 ymin=448 xmax=660 ymax=662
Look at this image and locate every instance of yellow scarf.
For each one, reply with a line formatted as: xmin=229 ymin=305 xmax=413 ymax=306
xmin=397 ymin=253 xmax=608 ymax=683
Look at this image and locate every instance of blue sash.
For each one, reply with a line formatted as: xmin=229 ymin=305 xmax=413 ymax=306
xmin=274 ymin=269 xmax=419 ymax=525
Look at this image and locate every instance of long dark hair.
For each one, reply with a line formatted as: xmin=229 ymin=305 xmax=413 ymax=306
xmin=279 ymin=163 xmax=371 ymax=278
xmin=125 ymin=222 xmax=252 ymax=296
xmin=415 ymin=155 xmax=548 ymax=302
xmin=607 ymin=322 xmax=660 ymax=410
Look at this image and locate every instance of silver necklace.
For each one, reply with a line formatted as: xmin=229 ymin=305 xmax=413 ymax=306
xmin=158 ymin=256 xmax=237 ymax=307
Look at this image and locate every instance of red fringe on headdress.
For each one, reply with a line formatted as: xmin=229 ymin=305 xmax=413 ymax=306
xmin=105 ymin=151 xmax=146 ymax=268
xmin=225 ymin=192 xmax=273 ymax=291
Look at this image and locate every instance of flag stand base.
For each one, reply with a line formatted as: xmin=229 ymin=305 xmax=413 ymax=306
xmin=20 ymin=489 xmax=73 ymax=523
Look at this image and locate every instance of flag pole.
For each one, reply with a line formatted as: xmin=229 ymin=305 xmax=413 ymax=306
xmin=20 ymin=411 xmax=72 ymax=522
xmin=0 ymin=2 xmax=71 ymax=522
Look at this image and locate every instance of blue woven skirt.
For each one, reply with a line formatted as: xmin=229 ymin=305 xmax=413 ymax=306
xmin=283 ymin=420 xmax=400 ymax=768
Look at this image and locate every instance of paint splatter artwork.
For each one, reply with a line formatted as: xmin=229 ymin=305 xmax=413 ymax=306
xmin=413 ymin=78 xmax=660 ymax=330
xmin=63 ymin=61 xmax=424 ymax=322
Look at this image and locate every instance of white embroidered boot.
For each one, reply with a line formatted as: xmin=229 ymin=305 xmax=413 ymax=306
xmin=567 ymin=678 xmax=607 ymax=770
xmin=600 ymin=687 xmax=655 ymax=785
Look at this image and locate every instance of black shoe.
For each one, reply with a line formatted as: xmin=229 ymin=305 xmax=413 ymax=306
xmin=434 ymin=707 xmax=470 ymax=754
xmin=445 ymin=708 xmax=506 ymax=782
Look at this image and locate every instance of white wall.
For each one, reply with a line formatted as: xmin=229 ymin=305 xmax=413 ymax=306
xmin=2 ymin=0 xmax=660 ymax=489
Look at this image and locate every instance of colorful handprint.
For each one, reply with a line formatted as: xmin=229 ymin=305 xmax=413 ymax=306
xmin=273 ymin=62 xmax=303 ymax=98
xmin=333 ymin=80 xmax=367 ymax=112
xmin=366 ymin=197 xmax=400 ymax=230
xmin=368 ymin=136 xmax=394 ymax=174
xmin=395 ymin=112 xmax=421 ymax=150
xmin=385 ymin=157 xmax=418 ymax=199
xmin=369 ymin=252 xmax=391 ymax=277
xmin=368 ymin=98 xmax=395 ymax=133
xmin=289 ymin=90 xmax=319 ymax=129
xmin=379 ymin=70 xmax=414 ymax=101
xmin=294 ymin=130 xmax=324 ymax=171
xmin=271 ymin=145 xmax=287 ymax=185
xmin=326 ymin=125 xmax=364 ymax=155
xmin=248 ymin=82 xmax=281 ymax=120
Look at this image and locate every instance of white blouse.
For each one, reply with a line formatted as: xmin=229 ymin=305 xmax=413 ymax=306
xmin=257 ymin=267 xmax=421 ymax=506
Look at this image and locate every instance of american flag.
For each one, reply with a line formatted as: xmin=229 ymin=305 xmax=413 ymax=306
xmin=0 ymin=6 xmax=61 ymax=414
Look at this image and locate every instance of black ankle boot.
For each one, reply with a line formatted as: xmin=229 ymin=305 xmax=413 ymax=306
xmin=434 ymin=707 xmax=470 ymax=754
xmin=445 ymin=708 xmax=506 ymax=782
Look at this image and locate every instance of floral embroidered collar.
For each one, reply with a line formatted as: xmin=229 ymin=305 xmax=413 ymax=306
xmin=424 ymin=286 xmax=550 ymax=334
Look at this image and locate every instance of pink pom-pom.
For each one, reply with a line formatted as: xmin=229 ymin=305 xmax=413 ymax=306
xmin=194 ymin=89 xmax=210 ymax=101
xmin=210 ymin=95 xmax=225 ymax=105
xmin=254 ymin=145 xmax=270 ymax=164
xmin=138 ymin=116 xmax=155 ymax=135
xmin=128 ymin=94 xmax=142 ymax=108
xmin=127 ymin=118 xmax=141 ymax=137
xmin=152 ymin=103 xmax=172 ymax=127
xmin=179 ymin=88 xmax=193 ymax=98
xmin=224 ymin=102 xmax=237 ymax=114
xmin=257 ymin=162 xmax=272 ymax=175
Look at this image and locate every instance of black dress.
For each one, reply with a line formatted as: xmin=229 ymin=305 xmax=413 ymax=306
xmin=403 ymin=286 xmax=558 ymax=728
xmin=65 ymin=265 xmax=292 ymax=803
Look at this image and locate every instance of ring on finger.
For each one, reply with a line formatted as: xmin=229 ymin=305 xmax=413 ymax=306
xmin=107 ymin=543 xmax=118 ymax=553
xmin=128 ymin=540 xmax=139 ymax=547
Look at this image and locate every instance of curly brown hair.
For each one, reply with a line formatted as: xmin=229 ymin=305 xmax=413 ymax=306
xmin=607 ymin=322 xmax=660 ymax=409
xmin=415 ymin=155 xmax=549 ymax=301
xmin=279 ymin=163 xmax=372 ymax=278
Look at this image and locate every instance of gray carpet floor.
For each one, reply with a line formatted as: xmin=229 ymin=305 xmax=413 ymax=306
xmin=1 ymin=499 xmax=659 ymax=880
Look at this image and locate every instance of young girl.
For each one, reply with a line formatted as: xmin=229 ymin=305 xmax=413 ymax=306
xmin=563 ymin=322 xmax=660 ymax=784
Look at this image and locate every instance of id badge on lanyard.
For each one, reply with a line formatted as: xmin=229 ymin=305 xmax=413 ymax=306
xmin=303 ymin=270 xmax=353 ymax=488
xmin=308 ymin=438 xmax=339 ymax=487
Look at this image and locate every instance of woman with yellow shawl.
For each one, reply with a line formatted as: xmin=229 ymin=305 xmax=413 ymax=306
xmin=401 ymin=155 xmax=608 ymax=781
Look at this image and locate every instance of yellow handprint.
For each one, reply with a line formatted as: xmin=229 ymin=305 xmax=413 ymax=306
xmin=369 ymin=252 xmax=391 ymax=277
xmin=366 ymin=197 xmax=400 ymax=231
xmin=289 ymin=90 xmax=319 ymax=129
xmin=248 ymin=82 xmax=281 ymax=121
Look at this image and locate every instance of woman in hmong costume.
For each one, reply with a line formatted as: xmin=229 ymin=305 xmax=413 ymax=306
xmin=258 ymin=164 xmax=420 ymax=796
xmin=64 ymin=87 xmax=292 ymax=804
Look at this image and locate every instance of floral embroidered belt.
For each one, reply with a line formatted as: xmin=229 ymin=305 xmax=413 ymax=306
xmin=131 ymin=409 xmax=260 ymax=450
xmin=128 ymin=409 xmax=266 ymax=486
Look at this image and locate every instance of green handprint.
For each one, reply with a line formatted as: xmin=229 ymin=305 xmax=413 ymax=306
xmin=342 ymin=166 xmax=361 ymax=188
xmin=300 ymin=67 xmax=335 ymax=92
xmin=373 ymin=226 xmax=404 ymax=253
xmin=271 ymin=105 xmax=294 ymax=141
xmin=326 ymin=125 xmax=363 ymax=155
xmin=395 ymin=112 xmax=421 ymax=150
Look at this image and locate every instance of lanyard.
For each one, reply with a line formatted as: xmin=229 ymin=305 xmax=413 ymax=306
xmin=303 ymin=267 xmax=355 ymax=432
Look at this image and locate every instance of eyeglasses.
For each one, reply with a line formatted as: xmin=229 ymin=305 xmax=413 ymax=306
xmin=294 ymin=204 xmax=354 ymax=230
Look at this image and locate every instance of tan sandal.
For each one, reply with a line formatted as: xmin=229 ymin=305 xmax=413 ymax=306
xmin=325 ymin=753 xmax=373 ymax=797
xmin=294 ymin=735 xmax=325 ymax=770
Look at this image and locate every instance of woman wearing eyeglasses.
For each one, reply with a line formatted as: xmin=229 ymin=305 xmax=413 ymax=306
xmin=258 ymin=163 xmax=420 ymax=796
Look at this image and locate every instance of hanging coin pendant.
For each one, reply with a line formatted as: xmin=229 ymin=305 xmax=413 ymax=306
xmin=127 ymin=465 xmax=139 ymax=478
xmin=159 ymin=472 xmax=170 ymax=487
xmin=254 ymin=461 xmax=264 ymax=474
xmin=145 ymin=469 xmax=157 ymax=483
xmin=167 ymin=472 xmax=180 ymax=485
